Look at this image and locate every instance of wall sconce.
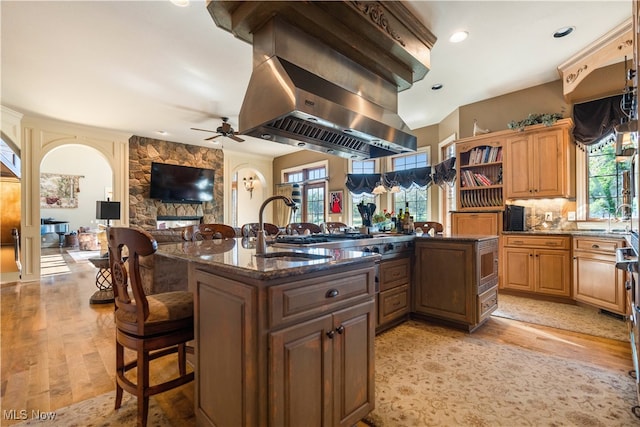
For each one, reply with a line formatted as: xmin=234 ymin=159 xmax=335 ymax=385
xmin=243 ymin=176 xmax=255 ymax=199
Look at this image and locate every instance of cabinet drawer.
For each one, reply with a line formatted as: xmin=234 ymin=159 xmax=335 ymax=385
xmin=269 ymin=267 xmax=375 ymax=328
xmin=378 ymin=284 xmax=410 ymax=325
xmin=504 ymin=235 xmax=570 ymax=249
xmin=573 ymin=237 xmax=625 ymax=254
xmin=379 ymin=257 xmax=411 ymax=291
xmin=477 ymin=286 xmax=498 ymax=323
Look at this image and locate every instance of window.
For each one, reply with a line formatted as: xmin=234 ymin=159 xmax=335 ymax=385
xmin=587 ymin=145 xmax=633 ymax=219
xmin=283 ymin=163 xmax=327 ymax=224
xmin=350 ymin=160 xmax=376 ymax=226
xmin=391 ymin=151 xmax=430 ymax=221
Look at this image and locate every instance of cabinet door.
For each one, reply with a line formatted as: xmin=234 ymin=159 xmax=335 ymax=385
xmin=269 ymin=315 xmax=334 ymax=427
xmin=533 ymin=130 xmax=565 ymax=197
xmin=534 ymin=249 xmax=571 ymax=297
xmin=574 ymin=252 xmax=626 ymax=314
xmin=505 ymin=134 xmax=533 ymax=198
xmin=502 ymin=247 xmax=533 ymax=291
xmin=452 ymin=212 xmax=500 ymax=235
xmin=332 ymin=300 xmax=375 ymax=427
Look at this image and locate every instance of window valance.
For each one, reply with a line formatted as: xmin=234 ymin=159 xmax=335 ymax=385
xmin=573 ymin=94 xmax=626 ymax=152
xmin=346 ymin=165 xmax=448 ymax=194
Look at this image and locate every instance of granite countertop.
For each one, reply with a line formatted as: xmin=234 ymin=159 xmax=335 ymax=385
xmin=503 ymin=229 xmax=631 ymax=239
xmin=156 ymin=237 xmax=381 ymax=281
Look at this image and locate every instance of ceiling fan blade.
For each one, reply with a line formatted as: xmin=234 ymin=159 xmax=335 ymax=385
xmin=230 ymin=135 xmax=244 ymax=142
xmin=204 ymin=134 xmax=222 ymax=141
xmin=191 ymin=127 xmax=217 ymax=133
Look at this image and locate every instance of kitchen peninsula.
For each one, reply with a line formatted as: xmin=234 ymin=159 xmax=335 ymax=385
xmin=157 ymin=231 xmax=500 ymax=426
xmin=157 ymin=238 xmax=380 ymax=427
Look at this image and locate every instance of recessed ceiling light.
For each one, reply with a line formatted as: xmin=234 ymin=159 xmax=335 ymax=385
xmin=449 ymin=31 xmax=468 ymax=43
xmin=553 ymin=26 xmax=574 ymax=38
xmin=431 ymin=83 xmax=443 ymax=91
xmin=156 ymin=130 xmax=168 ymax=135
xmin=170 ymin=0 xmax=190 ymax=7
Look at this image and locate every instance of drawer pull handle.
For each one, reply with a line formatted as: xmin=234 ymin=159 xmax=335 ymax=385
xmin=592 ymin=244 xmax=600 ymax=249
xmin=326 ymin=289 xmax=339 ymax=298
xmin=545 ymin=242 xmax=559 ymax=246
xmin=336 ymin=325 xmax=345 ymax=334
xmin=326 ymin=330 xmax=335 ymax=339
xmin=513 ymin=240 xmax=524 ymax=245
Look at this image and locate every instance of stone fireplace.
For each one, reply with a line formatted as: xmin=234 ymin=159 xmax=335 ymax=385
xmin=128 ymin=136 xmax=224 ymax=230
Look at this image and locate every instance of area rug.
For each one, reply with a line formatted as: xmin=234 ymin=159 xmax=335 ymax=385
xmin=11 ymin=392 xmax=172 ymax=426
xmin=66 ymin=249 xmax=101 ymax=263
xmin=40 ymin=254 xmax=70 ymax=276
xmin=492 ymin=293 xmax=629 ymax=342
xmin=364 ymin=321 xmax=637 ymax=427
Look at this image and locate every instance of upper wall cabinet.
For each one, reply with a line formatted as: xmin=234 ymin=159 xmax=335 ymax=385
xmin=504 ymin=119 xmax=574 ymax=199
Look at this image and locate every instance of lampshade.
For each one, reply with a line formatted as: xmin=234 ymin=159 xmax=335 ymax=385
xmin=96 ymin=201 xmax=121 ymax=220
xmin=372 ymin=183 xmax=387 ymax=195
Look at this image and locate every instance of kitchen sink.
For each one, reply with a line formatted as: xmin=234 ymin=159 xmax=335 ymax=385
xmin=255 ymin=252 xmax=333 ymax=262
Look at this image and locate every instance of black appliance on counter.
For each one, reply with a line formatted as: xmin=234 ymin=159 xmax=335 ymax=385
xmin=504 ymin=204 xmax=525 ymax=231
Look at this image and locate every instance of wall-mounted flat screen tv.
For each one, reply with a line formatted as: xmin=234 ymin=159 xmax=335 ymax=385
xmin=150 ymin=162 xmax=214 ymax=203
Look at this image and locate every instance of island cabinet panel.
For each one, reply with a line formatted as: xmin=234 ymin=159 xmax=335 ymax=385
xmin=376 ymin=256 xmax=412 ymax=332
xmin=194 ymin=269 xmax=259 ymax=427
xmin=193 ymin=262 xmax=376 ymax=427
xmin=412 ymin=237 xmax=498 ymax=332
xmin=573 ymin=236 xmax=627 ymax=314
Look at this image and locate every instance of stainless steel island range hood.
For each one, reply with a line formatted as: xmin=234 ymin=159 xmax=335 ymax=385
xmin=208 ymin=1 xmax=436 ymax=159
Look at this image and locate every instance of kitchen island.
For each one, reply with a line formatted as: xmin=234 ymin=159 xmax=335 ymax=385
xmin=412 ymin=235 xmax=500 ymax=332
xmin=157 ymin=238 xmax=380 ymax=427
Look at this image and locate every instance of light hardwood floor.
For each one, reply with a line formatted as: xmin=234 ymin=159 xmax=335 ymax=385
xmin=1 ymin=248 xmax=634 ymax=426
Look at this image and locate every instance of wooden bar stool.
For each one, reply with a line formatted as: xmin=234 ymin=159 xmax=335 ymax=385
xmin=108 ymin=227 xmax=194 ymax=427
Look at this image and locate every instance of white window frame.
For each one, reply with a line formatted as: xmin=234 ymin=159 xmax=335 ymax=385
xmin=281 ymin=160 xmax=329 ymax=222
xmin=387 ymin=147 xmax=431 ymax=221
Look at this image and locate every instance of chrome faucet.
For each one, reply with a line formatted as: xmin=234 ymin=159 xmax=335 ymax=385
xmin=256 ymin=195 xmax=297 ymax=254
xmin=615 ymin=203 xmax=632 ymax=221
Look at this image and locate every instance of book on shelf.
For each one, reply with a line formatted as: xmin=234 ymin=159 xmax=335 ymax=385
xmin=466 ymin=146 xmax=502 ymax=165
xmin=461 ymin=170 xmax=494 ymax=187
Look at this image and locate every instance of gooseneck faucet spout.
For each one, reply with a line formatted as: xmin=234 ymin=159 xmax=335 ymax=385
xmin=257 ymin=195 xmax=297 ymax=255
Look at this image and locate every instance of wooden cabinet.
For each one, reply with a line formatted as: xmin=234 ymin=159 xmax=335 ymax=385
xmin=376 ymin=256 xmax=411 ymax=333
xmin=270 ymin=300 xmax=374 ymax=427
xmin=573 ymin=236 xmax=627 ymax=314
xmin=502 ymin=235 xmax=571 ymax=297
xmin=504 ymin=119 xmax=573 ymax=199
xmin=413 ymin=236 xmax=499 ymax=332
xmin=455 ymin=135 xmax=504 ymax=211
xmin=451 ymin=211 xmax=502 ymax=235
xmin=193 ymin=263 xmax=376 ymax=427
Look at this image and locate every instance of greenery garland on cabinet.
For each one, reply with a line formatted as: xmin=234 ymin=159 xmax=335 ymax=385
xmin=507 ymin=113 xmax=563 ymax=131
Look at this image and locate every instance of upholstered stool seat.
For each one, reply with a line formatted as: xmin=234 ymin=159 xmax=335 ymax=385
xmin=115 ymin=291 xmax=193 ymax=336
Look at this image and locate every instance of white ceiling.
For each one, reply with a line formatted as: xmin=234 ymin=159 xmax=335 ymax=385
xmin=0 ymin=1 xmax=632 ymax=158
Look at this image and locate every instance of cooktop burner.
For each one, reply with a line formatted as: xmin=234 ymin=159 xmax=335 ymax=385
xmin=275 ymin=233 xmax=374 ymax=245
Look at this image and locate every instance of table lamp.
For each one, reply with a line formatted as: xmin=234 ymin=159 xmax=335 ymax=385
xmin=96 ymin=199 xmax=121 ymax=227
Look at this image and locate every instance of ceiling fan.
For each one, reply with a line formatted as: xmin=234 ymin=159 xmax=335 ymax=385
xmin=191 ymin=117 xmax=244 ymax=143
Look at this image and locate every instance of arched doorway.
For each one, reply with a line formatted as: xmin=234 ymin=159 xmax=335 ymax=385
xmin=40 ymin=144 xmax=113 ymax=250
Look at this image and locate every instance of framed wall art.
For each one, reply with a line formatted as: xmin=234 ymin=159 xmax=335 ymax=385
xmin=329 ymin=190 xmax=343 ymax=214
xmin=40 ymin=173 xmax=82 ymax=208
